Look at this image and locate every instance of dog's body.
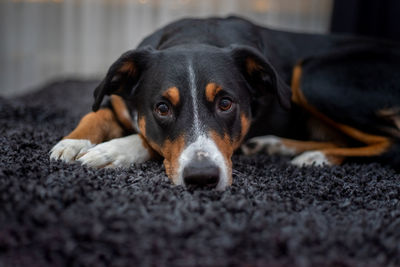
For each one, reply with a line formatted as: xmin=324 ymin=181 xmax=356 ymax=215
xmin=50 ymin=16 xmax=400 ymax=189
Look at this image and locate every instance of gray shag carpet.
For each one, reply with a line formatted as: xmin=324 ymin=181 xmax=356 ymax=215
xmin=0 ymin=80 xmax=400 ymax=267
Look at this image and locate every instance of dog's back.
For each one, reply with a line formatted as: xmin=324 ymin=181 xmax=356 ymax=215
xmin=139 ymin=16 xmax=260 ymax=50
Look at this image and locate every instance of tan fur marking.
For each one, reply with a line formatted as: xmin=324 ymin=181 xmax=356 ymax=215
xmin=147 ymin=140 xmax=162 ymax=156
xmin=235 ymin=113 xmax=251 ymax=150
xmin=317 ymin=142 xmax=392 ymax=166
xmin=246 ymin=58 xmax=263 ymax=75
xmin=162 ymin=87 xmax=180 ymax=106
xmin=137 ymin=116 xmax=163 ymax=157
xmin=138 ymin=116 xmax=146 ymax=137
xmin=140 ymin=129 xmax=186 ymax=183
xmin=391 ymin=117 xmax=399 ymax=130
xmin=119 ymin=61 xmax=136 ymax=76
xmin=378 ymin=107 xmax=400 ymax=117
xmin=377 ymin=108 xmax=400 ymax=132
xmin=110 ymin=95 xmax=134 ymax=132
xmin=290 ymin=62 xmax=392 ymax=158
xmin=138 ymin=116 xmax=162 ymax=158
xmin=210 ymin=131 xmax=233 ymax=185
xmin=113 ymin=62 xmax=136 ymax=94
xmin=376 ymin=107 xmax=400 ymax=138
xmin=322 ymin=143 xmax=391 ymax=157
xmin=64 ymin=108 xmax=124 ymax=144
xmin=291 ymin=63 xmax=303 ymax=104
xmin=138 ymin=134 xmax=158 ymax=159
xmin=205 ymin=83 xmax=222 ymax=102
xmin=161 ymin=136 xmax=186 ymax=184
xmin=325 ymin=155 xmax=345 ymax=165
xmin=281 ymin=139 xmax=338 ymax=154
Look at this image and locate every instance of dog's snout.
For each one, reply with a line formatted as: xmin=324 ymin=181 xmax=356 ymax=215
xmin=183 ymin=155 xmax=220 ymax=188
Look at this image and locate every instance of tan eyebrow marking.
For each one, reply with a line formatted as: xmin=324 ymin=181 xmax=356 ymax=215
xmin=205 ymin=83 xmax=222 ymax=102
xmin=162 ymin=87 xmax=180 ymax=106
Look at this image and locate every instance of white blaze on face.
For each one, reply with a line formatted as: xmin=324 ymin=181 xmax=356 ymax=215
xmin=174 ymin=61 xmax=229 ymax=190
xmin=188 ymin=59 xmax=202 ymax=135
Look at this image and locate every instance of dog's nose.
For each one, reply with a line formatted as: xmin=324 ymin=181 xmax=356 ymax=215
xmin=183 ymin=158 xmax=220 ymax=188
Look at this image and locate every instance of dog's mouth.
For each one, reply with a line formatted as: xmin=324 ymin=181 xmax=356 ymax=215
xmin=162 ymin=134 xmax=233 ymax=190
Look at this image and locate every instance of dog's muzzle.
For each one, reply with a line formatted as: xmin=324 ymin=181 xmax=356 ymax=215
xmin=182 ymin=150 xmax=220 ymax=188
xmin=177 ymin=135 xmax=229 ymax=190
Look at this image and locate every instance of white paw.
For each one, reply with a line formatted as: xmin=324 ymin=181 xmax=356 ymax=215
xmin=241 ymin=135 xmax=296 ymax=156
xmin=78 ymin=134 xmax=151 ymax=168
xmin=50 ymin=139 xmax=94 ymax=162
xmin=291 ymin=151 xmax=331 ymax=167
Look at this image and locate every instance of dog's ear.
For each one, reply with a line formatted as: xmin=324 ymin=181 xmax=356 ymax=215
xmin=92 ymin=46 xmax=154 ymax=111
xmin=230 ymin=45 xmax=291 ymax=110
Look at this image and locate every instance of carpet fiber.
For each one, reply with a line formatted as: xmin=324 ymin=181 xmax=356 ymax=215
xmin=1 ymin=80 xmax=400 ymax=267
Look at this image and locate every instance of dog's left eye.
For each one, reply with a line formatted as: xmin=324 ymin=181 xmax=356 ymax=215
xmin=155 ymin=102 xmax=170 ymax=116
xmin=218 ymin=97 xmax=233 ymax=112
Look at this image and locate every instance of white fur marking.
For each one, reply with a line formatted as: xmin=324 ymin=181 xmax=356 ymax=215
xmin=50 ymin=139 xmax=94 ymax=162
xmin=172 ymin=61 xmax=229 ymax=190
xmin=177 ymin=135 xmax=228 ymax=190
xmin=291 ymin=151 xmax=331 ymax=167
xmin=241 ymin=135 xmax=296 ymax=156
xmin=188 ymin=60 xmax=201 ymax=136
xmin=78 ymin=134 xmax=151 ymax=168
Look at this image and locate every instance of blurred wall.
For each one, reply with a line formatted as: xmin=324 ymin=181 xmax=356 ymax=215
xmin=0 ymin=0 xmax=333 ymax=96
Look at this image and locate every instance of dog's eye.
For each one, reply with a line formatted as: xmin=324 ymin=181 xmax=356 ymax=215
xmin=155 ymin=102 xmax=170 ymax=116
xmin=218 ymin=97 xmax=233 ymax=111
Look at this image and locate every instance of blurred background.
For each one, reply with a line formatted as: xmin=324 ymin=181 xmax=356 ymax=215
xmin=1 ymin=0 xmax=399 ymax=96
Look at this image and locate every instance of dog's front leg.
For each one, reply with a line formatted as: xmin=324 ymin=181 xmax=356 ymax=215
xmin=50 ymin=107 xmax=126 ymax=163
xmin=77 ymin=134 xmax=154 ymax=168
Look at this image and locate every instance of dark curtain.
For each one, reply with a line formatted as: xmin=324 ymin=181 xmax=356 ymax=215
xmin=330 ymin=0 xmax=400 ymax=41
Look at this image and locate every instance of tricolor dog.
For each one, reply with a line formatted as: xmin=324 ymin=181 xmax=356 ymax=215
xmin=50 ymin=16 xmax=400 ymax=190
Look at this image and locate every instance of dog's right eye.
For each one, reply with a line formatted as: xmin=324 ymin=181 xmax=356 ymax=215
xmin=155 ymin=102 xmax=170 ymax=117
xmin=218 ymin=97 xmax=233 ymax=112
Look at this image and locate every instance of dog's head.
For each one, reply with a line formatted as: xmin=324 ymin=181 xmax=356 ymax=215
xmin=92 ymin=44 xmax=290 ymax=190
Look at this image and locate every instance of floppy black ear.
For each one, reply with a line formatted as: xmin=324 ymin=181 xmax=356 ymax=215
xmin=92 ymin=46 xmax=154 ymax=111
xmin=230 ymin=45 xmax=291 ymax=110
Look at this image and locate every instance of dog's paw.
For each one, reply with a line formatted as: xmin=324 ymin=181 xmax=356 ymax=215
xmin=241 ymin=135 xmax=296 ymax=156
xmin=78 ymin=134 xmax=152 ymax=168
xmin=291 ymin=151 xmax=331 ymax=167
xmin=50 ymin=139 xmax=94 ymax=162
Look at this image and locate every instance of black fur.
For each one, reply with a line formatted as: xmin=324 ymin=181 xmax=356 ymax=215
xmin=93 ymin=16 xmax=400 ymax=170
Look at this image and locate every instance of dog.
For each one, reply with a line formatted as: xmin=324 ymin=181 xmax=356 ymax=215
xmin=50 ymin=16 xmax=400 ymax=190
